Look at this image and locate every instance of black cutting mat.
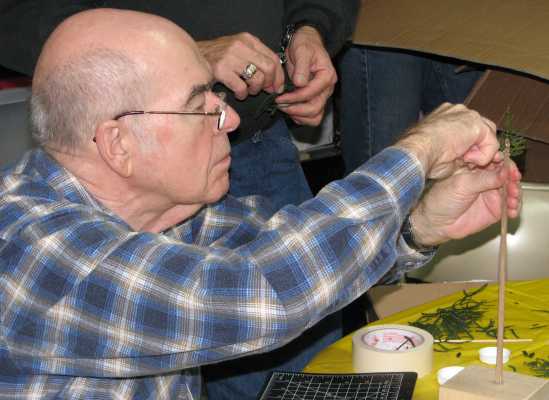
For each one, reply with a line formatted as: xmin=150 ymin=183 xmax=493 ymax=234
xmin=259 ymin=371 xmax=417 ymax=400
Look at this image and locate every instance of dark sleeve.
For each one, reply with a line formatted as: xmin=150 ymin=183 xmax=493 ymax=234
xmin=283 ymin=0 xmax=360 ymax=57
xmin=0 ymin=0 xmax=101 ymax=75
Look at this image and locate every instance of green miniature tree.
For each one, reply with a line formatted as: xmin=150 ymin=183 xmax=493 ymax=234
xmin=499 ymin=108 xmax=527 ymax=157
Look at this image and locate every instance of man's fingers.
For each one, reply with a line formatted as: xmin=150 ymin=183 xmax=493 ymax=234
xmin=460 ymin=161 xmax=522 ymax=218
xmin=276 ymin=69 xmax=334 ymax=104
xmin=242 ymin=54 xmax=283 ymax=91
xmin=290 ymin=111 xmax=324 ymax=127
xmin=481 ymin=116 xmax=497 ymax=132
xmin=244 ymin=34 xmax=284 ymax=89
xmin=217 ymin=68 xmax=250 ymax=100
xmin=288 ymin=44 xmax=314 ymax=88
xmin=506 ymin=162 xmax=522 ymax=218
xmin=462 ymin=116 xmax=499 ymax=167
xmin=245 ymin=70 xmax=266 ymax=95
xmin=279 ymin=88 xmax=328 ymax=114
xmin=457 ymin=165 xmax=508 ymax=194
xmin=463 ymin=121 xmax=502 ymax=166
xmin=463 ymin=142 xmax=500 ymax=167
xmin=199 ymin=33 xmax=284 ymax=98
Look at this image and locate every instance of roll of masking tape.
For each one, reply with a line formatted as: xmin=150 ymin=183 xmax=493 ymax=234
xmin=352 ymin=324 xmax=434 ymax=378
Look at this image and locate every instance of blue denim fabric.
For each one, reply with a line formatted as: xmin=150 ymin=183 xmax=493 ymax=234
xmin=339 ymin=46 xmax=483 ymax=174
xmin=204 ymin=312 xmax=342 ymax=400
xmin=227 ymin=118 xmax=313 ymax=209
xmin=204 ymin=118 xmax=342 ymax=400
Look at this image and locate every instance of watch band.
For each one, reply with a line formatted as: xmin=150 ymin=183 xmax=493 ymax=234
xmin=401 ymin=215 xmax=438 ymax=254
xmin=279 ymin=24 xmax=296 ymax=65
xmin=279 ymin=22 xmax=326 ymax=65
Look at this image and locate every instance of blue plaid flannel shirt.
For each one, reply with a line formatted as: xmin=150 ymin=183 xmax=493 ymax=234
xmin=0 ymin=147 xmax=430 ymax=399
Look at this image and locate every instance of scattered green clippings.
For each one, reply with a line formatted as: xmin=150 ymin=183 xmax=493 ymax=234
xmin=476 ymin=319 xmax=497 ymax=338
xmin=433 ymin=341 xmax=461 ymax=353
xmin=408 ymin=284 xmax=524 ymax=351
xmin=409 ymin=285 xmax=490 ymax=351
xmin=456 ymin=352 xmax=462 ymax=358
xmin=529 ymin=324 xmax=547 ymax=330
xmin=508 ymin=365 xmax=517 ymax=372
xmin=524 ymin=357 xmax=549 ymax=378
xmin=531 ymin=309 xmax=549 ymax=314
xmin=522 ymin=350 xmax=536 ymax=359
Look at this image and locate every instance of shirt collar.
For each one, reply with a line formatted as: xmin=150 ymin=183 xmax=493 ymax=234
xmin=15 ymin=148 xmax=120 ymax=220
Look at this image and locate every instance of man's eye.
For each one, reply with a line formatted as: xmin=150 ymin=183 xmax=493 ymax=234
xmin=187 ymin=100 xmax=205 ymax=113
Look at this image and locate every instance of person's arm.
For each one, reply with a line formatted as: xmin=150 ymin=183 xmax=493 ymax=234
xmin=197 ymin=34 xmax=285 ymax=100
xmin=410 ymin=162 xmax=522 ymax=247
xmin=275 ymin=0 xmax=359 ymax=125
xmin=2 ymin=146 xmax=423 ymax=378
xmin=3 ymin=103 xmax=516 ymax=379
xmin=283 ymin=0 xmax=360 ymax=57
xmin=0 ymin=0 xmax=97 ymax=75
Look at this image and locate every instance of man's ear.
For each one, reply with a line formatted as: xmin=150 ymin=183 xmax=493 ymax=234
xmin=94 ymin=120 xmax=133 ymax=178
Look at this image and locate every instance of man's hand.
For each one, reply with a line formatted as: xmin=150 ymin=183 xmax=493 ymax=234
xmin=197 ymin=33 xmax=285 ymax=100
xmin=397 ymin=103 xmax=501 ymax=179
xmin=409 ymin=161 xmax=522 ymax=247
xmin=275 ymin=26 xmax=337 ymax=126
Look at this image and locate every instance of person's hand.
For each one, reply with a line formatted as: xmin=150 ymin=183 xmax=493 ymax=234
xmin=275 ymin=26 xmax=337 ymax=126
xmin=197 ymin=33 xmax=285 ymax=100
xmin=396 ymin=103 xmax=501 ymax=179
xmin=409 ymin=161 xmax=522 ymax=247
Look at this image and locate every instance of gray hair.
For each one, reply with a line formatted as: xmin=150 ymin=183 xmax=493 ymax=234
xmin=30 ymin=48 xmax=150 ymax=151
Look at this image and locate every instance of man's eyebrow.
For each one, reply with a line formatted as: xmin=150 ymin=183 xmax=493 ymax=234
xmin=185 ymin=79 xmax=215 ymax=107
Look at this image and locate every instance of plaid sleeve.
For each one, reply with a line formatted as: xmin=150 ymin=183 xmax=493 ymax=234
xmin=1 ymin=147 xmax=424 ymax=378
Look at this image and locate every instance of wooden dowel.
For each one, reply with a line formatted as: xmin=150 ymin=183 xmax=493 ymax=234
xmin=495 ymin=139 xmax=511 ymax=384
xmin=435 ymin=338 xmax=532 ymax=344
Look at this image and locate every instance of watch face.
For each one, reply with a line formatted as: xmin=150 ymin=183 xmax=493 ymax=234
xmin=362 ymin=328 xmax=425 ymax=351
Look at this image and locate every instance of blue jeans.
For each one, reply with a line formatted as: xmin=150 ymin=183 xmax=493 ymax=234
xmin=227 ymin=119 xmax=313 ymax=209
xmin=339 ymin=46 xmax=483 ymax=173
xmin=203 ymin=118 xmax=342 ymax=400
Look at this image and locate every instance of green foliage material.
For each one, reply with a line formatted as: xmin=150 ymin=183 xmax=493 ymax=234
xmin=408 ymin=284 xmax=520 ymax=352
xmin=499 ymin=110 xmax=527 ymax=157
xmin=523 ymin=354 xmax=549 ymax=378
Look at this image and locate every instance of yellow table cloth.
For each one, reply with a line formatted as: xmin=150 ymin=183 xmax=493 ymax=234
xmin=304 ymin=280 xmax=549 ymax=399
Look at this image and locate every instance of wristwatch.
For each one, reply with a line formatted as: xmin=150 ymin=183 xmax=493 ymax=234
xmin=279 ymin=22 xmax=326 ymax=64
xmin=279 ymin=24 xmax=296 ymax=65
xmin=401 ymin=215 xmax=438 ymax=254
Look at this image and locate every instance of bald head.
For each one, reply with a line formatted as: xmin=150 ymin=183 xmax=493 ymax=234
xmin=35 ymin=9 xmax=197 ymax=83
xmin=31 ymin=9 xmax=204 ymax=151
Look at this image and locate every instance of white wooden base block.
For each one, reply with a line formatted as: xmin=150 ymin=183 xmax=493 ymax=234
xmin=439 ymin=365 xmax=549 ymax=400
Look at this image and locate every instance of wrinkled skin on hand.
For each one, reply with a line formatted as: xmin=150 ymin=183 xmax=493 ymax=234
xmin=398 ymin=103 xmax=501 ymax=180
xmin=275 ymin=26 xmax=337 ymax=126
xmin=410 ymin=161 xmax=522 ymax=246
xmin=197 ymin=27 xmax=336 ymax=127
xmin=197 ymin=32 xmax=285 ymax=100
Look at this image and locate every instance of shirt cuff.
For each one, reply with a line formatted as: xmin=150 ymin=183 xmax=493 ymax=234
xmin=396 ymin=233 xmax=438 ymax=275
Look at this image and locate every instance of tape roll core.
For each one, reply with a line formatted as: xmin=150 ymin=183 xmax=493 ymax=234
xmin=352 ymin=324 xmax=433 ymax=377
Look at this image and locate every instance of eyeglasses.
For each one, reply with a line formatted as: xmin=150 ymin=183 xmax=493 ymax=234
xmin=114 ymin=91 xmax=227 ymax=129
xmin=92 ymin=91 xmax=228 ymax=143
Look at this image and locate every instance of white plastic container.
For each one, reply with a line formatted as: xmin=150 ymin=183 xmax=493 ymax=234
xmin=478 ymin=346 xmax=510 ymax=365
xmin=437 ymin=366 xmax=465 ymax=385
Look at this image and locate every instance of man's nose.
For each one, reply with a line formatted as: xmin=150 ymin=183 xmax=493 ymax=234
xmin=221 ymin=105 xmax=240 ymax=134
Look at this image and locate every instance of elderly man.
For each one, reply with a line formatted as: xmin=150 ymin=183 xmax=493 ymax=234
xmin=0 ymin=9 xmax=520 ymax=400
